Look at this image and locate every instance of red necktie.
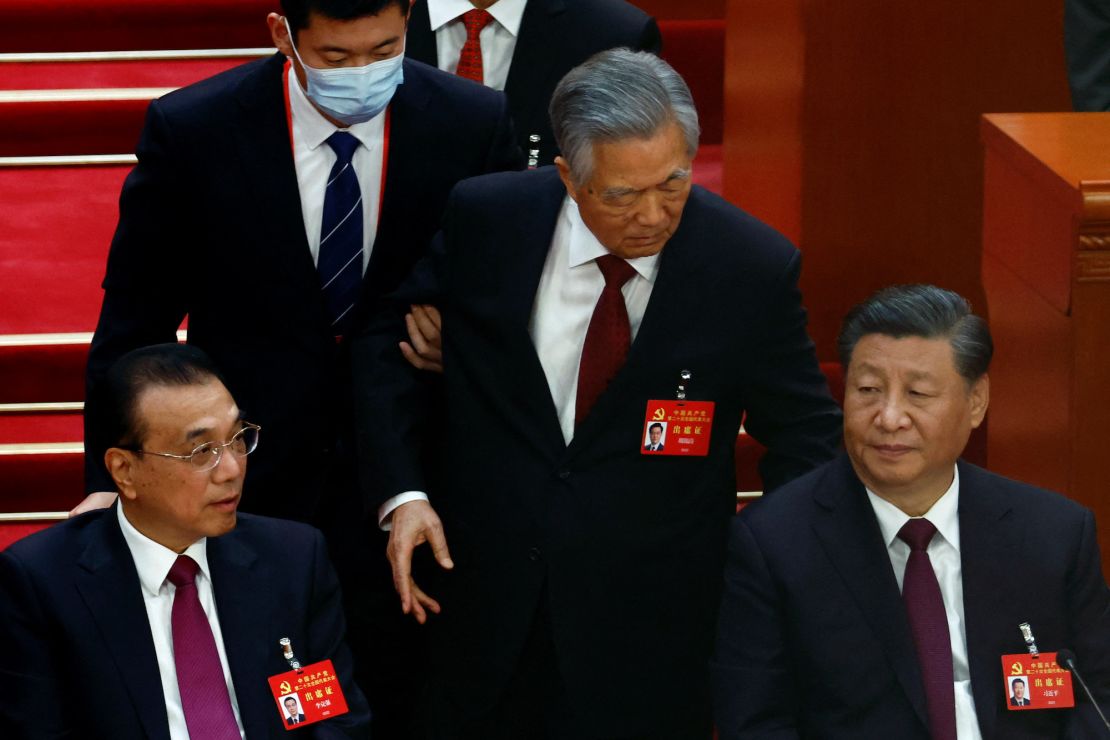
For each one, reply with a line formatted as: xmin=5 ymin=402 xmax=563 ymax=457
xmin=456 ymin=9 xmax=494 ymax=83
xmin=168 ymin=555 xmax=241 ymax=740
xmin=898 ymin=519 xmax=957 ymax=740
xmin=575 ymin=255 xmax=638 ymax=426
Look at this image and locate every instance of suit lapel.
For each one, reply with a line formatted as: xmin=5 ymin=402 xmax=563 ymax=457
xmin=75 ymin=508 xmax=171 ymax=740
xmin=207 ymin=531 xmax=274 ymax=739
xmin=503 ymin=0 xmax=566 ymax=123
xmin=957 ymin=461 xmax=1019 ymax=739
xmin=232 ymin=54 xmax=331 ymax=340
xmin=810 ymin=455 xmax=931 ymax=729
xmin=493 ymin=172 xmax=570 ymax=456
xmin=367 ymin=62 xmax=432 ymax=298
xmin=565 ymin=188 xmax=714 ymax=457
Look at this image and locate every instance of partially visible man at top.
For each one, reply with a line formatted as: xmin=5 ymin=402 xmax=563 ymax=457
xmin=76 ymin=1 xmax=522 ymax=734
xmin=1 ymin=344 xmax=370 ymax=739
xmin=406 ymin=0 xmax=660 ymax=167
xmin=713 ymin=284 xmax=1110 ymax=739
xmin=352 ymin=49 xmax=841 ymax=738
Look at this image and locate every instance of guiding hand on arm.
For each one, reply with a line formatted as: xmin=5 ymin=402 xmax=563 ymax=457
xmin=400 ymin=304 xmax=443 ymax=373
xmin=69 ymin=491 xmax=118 ymax=517
xmin=385 ymin=499 xmax=454 ymax=624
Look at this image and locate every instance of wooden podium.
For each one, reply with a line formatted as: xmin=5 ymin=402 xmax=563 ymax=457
xmin=981 ymin=113 xmax=1110 ymax=573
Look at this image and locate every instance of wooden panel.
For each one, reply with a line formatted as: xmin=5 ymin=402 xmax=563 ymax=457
xmin=724 ymin=0 xmax=1072 ymax=359
xmin=722 ymin=0 xmax=803 ymax=244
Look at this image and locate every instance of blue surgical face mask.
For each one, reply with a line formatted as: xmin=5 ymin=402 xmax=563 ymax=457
xmin=285 ymin=18 xmax=405 ymax=125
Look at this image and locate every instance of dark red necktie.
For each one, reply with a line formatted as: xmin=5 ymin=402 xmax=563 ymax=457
xmin=168 ymin=555 xmax=241 ymax=740
xmin=575 ymin=254 xmax=638 ymax=426
xmin=456 ymin=9 xmax=494 ymax=83
xmin=898 ymin=519 xmax=957 ymax=740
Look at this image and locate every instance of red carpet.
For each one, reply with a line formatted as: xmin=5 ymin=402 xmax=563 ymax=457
xmin=0 ymin=164 xmax=129 ymax=334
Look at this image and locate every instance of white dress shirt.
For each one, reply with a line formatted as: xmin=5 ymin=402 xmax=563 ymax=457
xmin=377 ymin=196 xmax=660 ymax=526
xmin=427 ymin=0 xmax=528 ymax=90
xmin=866 ymin=466 xmax=984 ymax=740
xmin=287 ymin=63 xmax=387 ymax=273
xmin=117 ymin=505 xmax=246 ymax=740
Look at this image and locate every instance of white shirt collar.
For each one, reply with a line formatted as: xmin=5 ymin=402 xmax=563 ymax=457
xmin=287 ymin=62 xmax=385 ymax=153
xmin=563 ymin=197 xmax=661 ymax=282
xmin=427 ymin=0 xmax=528 ymax=36
xmin=866 ymin=465 xmax=961 ymax=553
xmin=117 ymin=503 xmax=211 ymax=598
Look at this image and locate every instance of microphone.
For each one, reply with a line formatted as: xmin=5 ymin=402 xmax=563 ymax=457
xmin=1057 ymin=649 xmax=1110 ymax=734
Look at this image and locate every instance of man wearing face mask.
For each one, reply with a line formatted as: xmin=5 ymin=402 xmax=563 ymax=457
xmin=79 ymin=0 xmax=523 ymax=735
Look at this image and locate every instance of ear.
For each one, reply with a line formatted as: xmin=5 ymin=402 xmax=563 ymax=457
xmin=105 ymin=448 xmax=139 ymax=501
xmin=968 ymin=374 xmax=989 ymax=429
xmin=267 ymin=12 xmax=294 ymax=57
xmin=554 ymin=156 xmax=579 ymax=202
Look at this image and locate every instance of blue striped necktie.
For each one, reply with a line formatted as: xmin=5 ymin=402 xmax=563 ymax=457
xmin=319 ymin=131 xmax=363 ymax=335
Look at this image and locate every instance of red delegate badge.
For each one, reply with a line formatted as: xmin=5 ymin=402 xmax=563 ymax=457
xmin=268 ymin=659 xmax=350 ymax=730
xmin=1000 ymin=652 xmax=1075 ymax=710
xmin=642 ymin=400 xmax=715 ymax=456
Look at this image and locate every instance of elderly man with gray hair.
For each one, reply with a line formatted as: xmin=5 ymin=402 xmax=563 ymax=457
xmin=351 ymin=49 xmax=841 ymax=738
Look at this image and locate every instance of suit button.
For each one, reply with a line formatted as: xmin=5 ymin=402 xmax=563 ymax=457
xmin=557 ymin=470 xmax=571 ymax=480
xmin=528 ymin=547 xmax=542 ymax=561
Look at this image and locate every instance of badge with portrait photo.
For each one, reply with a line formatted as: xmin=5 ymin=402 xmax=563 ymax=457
xmin=268 ymin=659 xmax=350 ymax=730
xmin=1000 ymin=653 xmax=1075 ymax=710
xmin=641 ymin=400 xmax=714 ymax=456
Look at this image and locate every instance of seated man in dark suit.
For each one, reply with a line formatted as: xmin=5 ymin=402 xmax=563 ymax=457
xmin=713 ymin=284 xmax=1110 ymax=739
xmin=0 ymin=344 xmax=370 ymax=739
xmin=72 ymin=0 xmax=522 ymax=732
xmin=406 ymin=0 xmax=660 ymax=167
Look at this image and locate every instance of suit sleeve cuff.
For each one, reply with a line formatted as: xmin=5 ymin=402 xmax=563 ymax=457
xmin=377 ymin=491 xmax=430 ymax=531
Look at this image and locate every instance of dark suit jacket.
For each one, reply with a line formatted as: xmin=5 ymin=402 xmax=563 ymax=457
xmin=1010 ymin=697 xmax=1032 ymax=707
xmin=712 ymin=453 xmax=1110 ymax=739
xmin=0 ymin=506 xmax=371 ymax=739
xmin=352 ymin=168 xmax=841 ymax=736
xmin=85 ymin=53 xmax=523 ymax=520
xmin=288 ymin=712 xmax=308 ymax=725
xmin=1066 ymin=0 xmax=1110 ymax=110
xmin=406 ymin=0 xmax=661 ymax=167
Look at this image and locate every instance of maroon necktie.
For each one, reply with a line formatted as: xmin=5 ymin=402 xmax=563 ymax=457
xmin=898 ymin=519 xmax=957 ymax=740
xmin=168 ymin=555 xmax=241 ymax=740
xmin=575 ymin=254 xmax=638 ymax=426
xmin=456 ymin=9 xmax=494 ymax=83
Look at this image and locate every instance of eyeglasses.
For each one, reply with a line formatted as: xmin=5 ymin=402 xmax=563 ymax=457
xmin=129 ymin=423 xmax=261 ymax=472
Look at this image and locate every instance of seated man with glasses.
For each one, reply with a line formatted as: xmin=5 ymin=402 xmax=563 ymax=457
xmin=0 ymin=343 xmax=370 ymax=739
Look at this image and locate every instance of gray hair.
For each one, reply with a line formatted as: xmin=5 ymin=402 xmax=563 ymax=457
xmin=837 ymin=284 xmax=993 ymax=383
xmin=549 ymin=48 xmax=700 ymax=187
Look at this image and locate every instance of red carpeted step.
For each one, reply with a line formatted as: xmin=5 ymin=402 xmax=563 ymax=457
xmin=0 ymin=342 xmax=88 ymax=403
xmin=0 ymin=55 xmax=267 ymax=91
xmin=0 ymin=0 xmax=277 ymax=53
xmin=692 ymin=144 xmax=722 ymax=195
xmin=0 ymin=162 xmax=131 ymax=334
xmin=0 ymin=448 xmax=84 ymax=510
xmin=0 ymin=411 xmax=83 ymax=444
xmin=0 ymin=99 xmax=150 ymax=156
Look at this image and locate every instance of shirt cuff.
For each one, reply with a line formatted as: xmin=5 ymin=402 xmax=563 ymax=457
xmin=377 ymin=491 xmax=430 ymax=531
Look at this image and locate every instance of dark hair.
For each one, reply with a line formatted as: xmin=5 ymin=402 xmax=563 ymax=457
xmin=649 ymin=423 xmax=664 ymax=433
xmin=280 ymin=0 xmax=409 ymax=33
xmin=837 ymin=284 xmax=993 ymax=383
xmin=1011 ymin=678 xmax=1025 ymax=687
xmin=96 ymin=344 xmax=227 ymax=450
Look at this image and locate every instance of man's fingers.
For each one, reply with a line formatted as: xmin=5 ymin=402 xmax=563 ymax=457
xmin=69 ymin=491 xmax=118 ymax=518
xmin=387 ymin=534 xmax=416 ymax=613
xmin=410 ymin=582 xmax=442 ymax=623
xmin=412 ymin=304 xmax=442 ymax=332
xmin=399 ymin=341 xmax=443 ymax=373
xmin=404 ymin=314 xmax=431 ymax=355
xmin=426 ymin=523 xmax=455 ymax=570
